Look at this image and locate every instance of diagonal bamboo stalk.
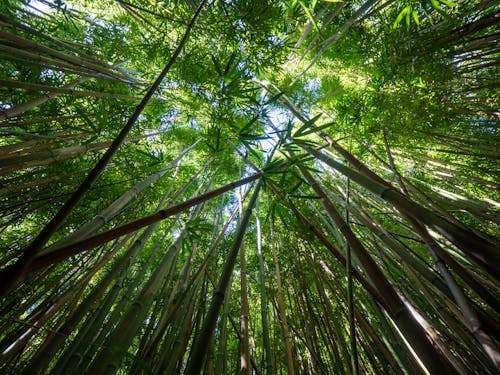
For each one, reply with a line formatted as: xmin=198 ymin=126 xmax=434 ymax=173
xmin=0 ymin=14 xmax=135 ymax=78
xmin=382 ymin=134 xmax=500 ymax=367
xmin=0 ymin=79 xmax=141 ymax=101
xmin=0 ymin=132 xmax=162 ymax=175
xmin=303 ymin=145 xmax=500 ymax=279
xmin=16 ymin=172 xmax=261 ymax=273
xmin=37 ymin=140 xmax=200 ymax=255
xmin=296 ymin=166 xmax=455 ymax=373
xmin=0 ymin=30 xmax=129 ymax=81
xmin=0 ymin=114 xmax=89 ymax=128
xmin=0 ymin=76 xmax=89 ymax=121
xmin=238 ymin=188 xmax=251 ymax=375
xmin=0 ymin=0 xmax=208 ymax=298
xmin=85 ymin=229 xmax=186 ymax=375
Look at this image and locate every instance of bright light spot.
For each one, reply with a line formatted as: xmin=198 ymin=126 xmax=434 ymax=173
xmin=28 ymin=0 xmax=51 ymax=15
xmin=484 ymin=198 xmax=500 ymax=208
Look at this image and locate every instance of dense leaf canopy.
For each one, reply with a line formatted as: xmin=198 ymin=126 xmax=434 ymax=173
xmin=0 ymin=0 xmax=498 ymax=374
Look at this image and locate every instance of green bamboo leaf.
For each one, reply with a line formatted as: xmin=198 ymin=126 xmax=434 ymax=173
xmin=276 ymin=203 xmax=291 ymax=226
xmin=439 ymin=0 xmax=457 ymax=6
xmin=135 ymin=149 xmax=162 ymax=162
xmin=412 ymin=10 xmax=420 ymax=26
xmin=429 ymin=0 xmax=452 ymax=18
xmin=264 ymin=92 xmax=284 ymax=106
xmin=301 ymin=163 xmax=322 ymax=175
xmin=296 ymin=121 xmax=333 ymax=137
xmin=288 ymin=180 xmax=303 ymax=194
xmin=242 ymin=140 xmax=263 ymax=161
xmin=292 ymin=138 xmax=320 ymax=148
xmin=83 ymin=135 xmax=98 ymax=145
xmin=240 ymin=116 xmax=259 ymax=135
xmin=211 ymin=55 xmax=222 ymax=77
xmin=224 ymin=52 xmax=237 ymax=76
xmin=279 ymin=143 xmax=302 ymax=156
xmin=265 ymin=200 xmax=276 ymax=223
xmin=393 ymin=6 xmax=410 ymax=28
xmin=263 ymin=157 xmax=287 ymax=174
xmin=429 ymin=0 xmax=441 ymax=10
xmin=240 ymin=133 xmax=269 ymax=142
xmin=293 ymin=114 xmax=322 ymax=137
xmin=299 ymin=1 xmax=320 ymax=33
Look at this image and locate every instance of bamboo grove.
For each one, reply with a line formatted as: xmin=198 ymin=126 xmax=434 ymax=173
xmin=0 ymin=0 xmax=498 ymax=373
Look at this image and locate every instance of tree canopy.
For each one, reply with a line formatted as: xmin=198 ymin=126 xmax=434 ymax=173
xmin=0 ymin=0 xmax=498 ymax=374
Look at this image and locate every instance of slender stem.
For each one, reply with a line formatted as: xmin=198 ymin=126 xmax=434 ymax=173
xmin=185 ymin=182 xmax=261 ymax=375
xmin=345 ymin=174 xmax=359 ymax=375
xmin=0 ymin=0 xmax=208 ymax=298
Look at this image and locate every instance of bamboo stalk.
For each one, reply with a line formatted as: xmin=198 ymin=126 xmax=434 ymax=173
xmin=238 ymin=188 xmax=251 ymax=375
xmin=0 ymin=14 xmax=130 ymax=74
xmin=38 ymin=140 xmax=199 ymax=255
xmin=0 ymin=30 xmax=129 ymax=81
xmin=304 ymin=146 xmax=500 ymax=279
xmin=19 ymin=172 xmax=261 ymax=272
xmin=0 ymin=0 xmax=208 ymax=298
xmin=85 ymin=231 xmax=186 ymax=374
xmin=0 ymin=79 xmax=140 ymax=101
xmin=0 ymin=76 xmax=89 ymax=121
xmin=296 ymin=166 xmax=455 ymax=373
xmin=184 ymin=182 xmax=261 ymax=375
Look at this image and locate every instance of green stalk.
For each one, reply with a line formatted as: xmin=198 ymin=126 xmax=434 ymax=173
xmin=184 ymin=182 xmax=261 ymax=375
xmin=85 ymin=231 xmax=186 ymax=374
xmin=304 ymin=146 xmax=500 ymax=279
xmin=24 ymin=172 xmax=261 ymax=272
xmin=256 ymin=203 xmax=273 ymax=375
xmin=0 ymin=0 xmax=207 ymax=298
xmin=345 ymin=175 xmax=359 ymax=375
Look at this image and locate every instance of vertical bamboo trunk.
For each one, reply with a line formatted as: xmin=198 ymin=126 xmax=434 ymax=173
xmin=78 ymin=172 xmax=210 ymax=373
xmin=313 ymin=257 xmax=403 ymax=374
xmin=303 ymin=146 xmax=500 ymax=278
xmin=184 ymin=182 xmax=261 ymax=375
xmin=256 ymin=203 xmax=273 ymax=375
xmin=18 ymin=235 xmax=133 ymax=375
xmin=0 ymin=258 xmax=102 ymax=365
xmin=85 ymin=231 xmax=186 ymax=374
xmin=215 ymin=274 xmax=232 ymax=375
xmin=296 ymin=166 xmax=455 ymax=374
xmin=270 ymin=219 xmax=297 ymax=375
xmin=257 ymin=81 xmax=499 ymax=275
xmin=238 ymin=189 xmax=251 ymax=375
xmin=383 ymin=135 xmax=500 ymax=366
xmin=344 ymin=174 xmax=359 ymax=375
xmin=53 ymin=223 xmax=176 ymax=374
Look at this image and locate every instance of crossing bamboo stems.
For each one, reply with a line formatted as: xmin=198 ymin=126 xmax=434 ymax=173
xmin=0 ymin=0 xmax=208 ymax=298
xmin=185 ymin=182 xmax=261 ymax=375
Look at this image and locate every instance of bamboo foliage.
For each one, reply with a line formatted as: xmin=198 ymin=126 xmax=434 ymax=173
xmin=0 ymin=0 xmax=208 ymax=297
xmin=38 ymin=140 xmax=199 ymax=254
xmin=0 ymin=0 xmax=498 ymax=374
